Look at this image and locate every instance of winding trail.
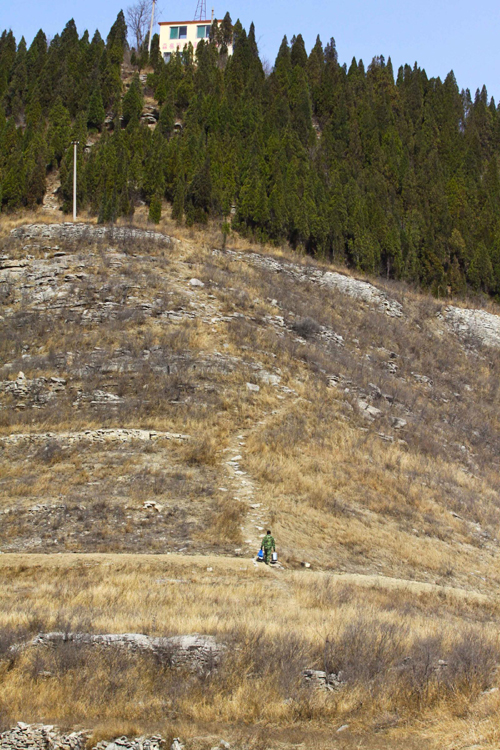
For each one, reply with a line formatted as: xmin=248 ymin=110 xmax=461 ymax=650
xmin=222 ymin=429 xmax=270 ymax=555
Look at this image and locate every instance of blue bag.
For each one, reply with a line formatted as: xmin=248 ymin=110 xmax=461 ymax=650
xmin=257 ymin=549 xmax=264 ymax=561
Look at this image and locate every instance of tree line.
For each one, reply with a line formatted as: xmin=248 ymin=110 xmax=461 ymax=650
xmin=1 ymin=12 xmax=500 ymax=297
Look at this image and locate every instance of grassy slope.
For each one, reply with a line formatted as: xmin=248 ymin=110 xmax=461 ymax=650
xmin=1 ymin=553 xmax=500 ymax=749
xmin=1 ymin=211 xmax=500 ymax=746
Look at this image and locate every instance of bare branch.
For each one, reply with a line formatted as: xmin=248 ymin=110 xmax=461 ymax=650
xmin=126 ymin=0 xmax=153 ymax=52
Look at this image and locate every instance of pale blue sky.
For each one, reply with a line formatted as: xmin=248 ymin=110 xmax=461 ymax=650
xmin=1 ymin=0 xmax=499 ymax=100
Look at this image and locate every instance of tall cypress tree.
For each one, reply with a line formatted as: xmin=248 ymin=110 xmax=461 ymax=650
xmin=87 ymin=84 xmax=105 ymax=130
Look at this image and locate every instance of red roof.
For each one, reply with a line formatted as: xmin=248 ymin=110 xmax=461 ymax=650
xmin=159 ymin=20 xmax=216 ymax=25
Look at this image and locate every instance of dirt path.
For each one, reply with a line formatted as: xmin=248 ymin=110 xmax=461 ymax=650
xmin=0 ymin=551 xmax=492 ymax=608
xmin=324 ymin=571 xmax=491 ymax=604
xmin=222 ymin=429 xmax=270 ymax=555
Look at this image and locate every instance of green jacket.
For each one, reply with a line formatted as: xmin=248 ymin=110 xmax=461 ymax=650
xmin=261 ymin=534 xmax=275 ymax=551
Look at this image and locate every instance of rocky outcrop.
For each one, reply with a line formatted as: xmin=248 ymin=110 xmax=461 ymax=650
xmin=302 ymin=668 xmax=344 ymax=691
xmin=12 ymin=633 xmax=225 ymax=671
xmin=320 ymin=271 xmax=403 ymax=317
xmin=445 ymin=305 xmax=500 ymax=349
xmin=212 ymin=247 xmax=403 ymax=318
xmin=94 ymin=736 xmax=165 ymax=750
xmin=140 ymin=105 xmax=160 ymax=127
xmin=0 ymin=428 xmax=189 ymax=445
xmin=0 ymin=728 xmax=236 ymax=750
xmin=10 ymin=223 xmax=172 ymax=246
xmin=0 ymin=725 xmax=169 ymax=750
xmin=0 ymin=371 xmax=66 ymax=409
xmin=0 ymin=723 xmax=89 ymax=750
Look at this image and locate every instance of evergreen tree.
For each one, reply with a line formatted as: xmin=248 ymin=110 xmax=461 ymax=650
xmin=24 ymin=129 xmax=46 ymax=207
xmin=122 ymin=74 xmax=144 ymax=126
xmin=149 ymin=192 xmax=162 ymax=223
xmin=107 ymin=11 xmax=128 ymax=59
xmin=2 ymin=14 xmax=500 ymax=298
xmin=172 ymin=171 xmax=186 ymax=222
xmin=47 ymin=99 xmax=72 ymax=167
xmin=87 ymin=84 xmax=105 ymax=130
xmin=291 ymin=34 xmax=307 ymax=69
xmin=158 ymin=99 xmax=175 ymax=136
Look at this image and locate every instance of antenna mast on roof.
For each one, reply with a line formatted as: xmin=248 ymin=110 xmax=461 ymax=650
xmin=194 ymin=0 xmax=207 ymax=20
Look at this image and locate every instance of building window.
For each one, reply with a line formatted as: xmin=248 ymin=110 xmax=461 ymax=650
xmin=170 ymin=27 xmax=179 ymax=39
xmin=179 ymin=26 xmax=187 ymax=39
xmin=197 ymin=24 xmax=211 ymax=38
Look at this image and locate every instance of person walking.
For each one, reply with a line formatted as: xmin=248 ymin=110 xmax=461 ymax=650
xmin=260 ymin=530 xmax=276 ymax=565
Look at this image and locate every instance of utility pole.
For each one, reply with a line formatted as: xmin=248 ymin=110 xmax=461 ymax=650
xmin=148 ymin=0 xmax=156 ymax=56
xmin=72 ymin=140 xmax=79 ymax=221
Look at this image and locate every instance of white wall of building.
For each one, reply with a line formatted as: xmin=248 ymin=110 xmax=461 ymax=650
xmin=159 ymin=20 xmax=232 ymax=61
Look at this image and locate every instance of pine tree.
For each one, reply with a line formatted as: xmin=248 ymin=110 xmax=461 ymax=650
xmin=87 ymin=84 xmax=105 ymax=130
xmin=149 ymin=192 xmax=162 ymax=223
xmin=219 ymin=12 xmax=233 ymax=56
xmin=186 ymin=157 xmax=212 ymax=224
xmin=47 ymin=99 xmax=72 ymax=167
xmin=7 ymin=37 xmax=28 ymax=119
xmin=24 ymin=130 xmax=46 ymax=207
xmin=172 ymin=171 xmax=186 ymax=222
xmin=143 ymin=128 xmax=166 ymax=201
xmin=291 ymin=34 xmax=307 ymax=69
xmin=122 ymin=74 xmax=144 ymax=126
xmin=307 ymin=36 xmax=324 ymax=114
xmin=107 ymin=11 xmax=128 ymax=60
xmin=2 ymin=151 xmax=24 ymax=209
xmin=158 ymin=99 xmax=175 ymax=136
xmin=2 ymin=14 xmax=500 ymax=299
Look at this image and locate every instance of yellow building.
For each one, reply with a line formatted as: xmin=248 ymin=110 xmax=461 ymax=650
xmin=159 ymin=19 xmax=233 ymax=62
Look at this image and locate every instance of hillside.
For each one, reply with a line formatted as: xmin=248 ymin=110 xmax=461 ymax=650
xmin=1 ymin=216 xmax=500 ymax=747
xmin=3 ymin=15 xmax=500 ymax=299
xmin=1 ymin=217 xmax=500 ymax=582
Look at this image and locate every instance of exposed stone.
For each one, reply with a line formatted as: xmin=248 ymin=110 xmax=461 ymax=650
xmin=412 ymin=372 xmax=433 ymax=386
xmin=357 ymin=399 xmax=383 ymax=419
xmin=320 ymin=272 xmax=403 ymax=317
xmin=0 ymin=723 xmax=89 ymax=750
xmin=302 ymin=669 xmax=344 ymax=691
xmin=210 ymin=742 xmax=230 ymax=750
xmin=189 ymin=278 xmax=205 ymax=287
xmin=445 ymin=305 xmax=500 ymax=349
xmin=0 ymin=726 xmax=169 ymax=750
xmin=0 ymin=429 xmax=190 ymax=445
xmin=12 ymin=632 xmax=225 ymax=671
xmin=258 ymin=370 xmax=281 ymax=386
xmin=143 ymin=501 xmax=163 ymax=512
xmin=10 ymin=223 xmax=171 ymax=246
xmin=212 ymin=247 xmax=403 ymax=318
xmin=246 ymin=383 xmax=260 ymax=393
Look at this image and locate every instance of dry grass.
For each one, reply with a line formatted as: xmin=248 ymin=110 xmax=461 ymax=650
xmin=0 ymin=554 xmax=499 ymax=748
xmin=2 ymin=214 xmax=500 ymax=745
xmin=1 ymin=216 xmax=500 ymax=582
